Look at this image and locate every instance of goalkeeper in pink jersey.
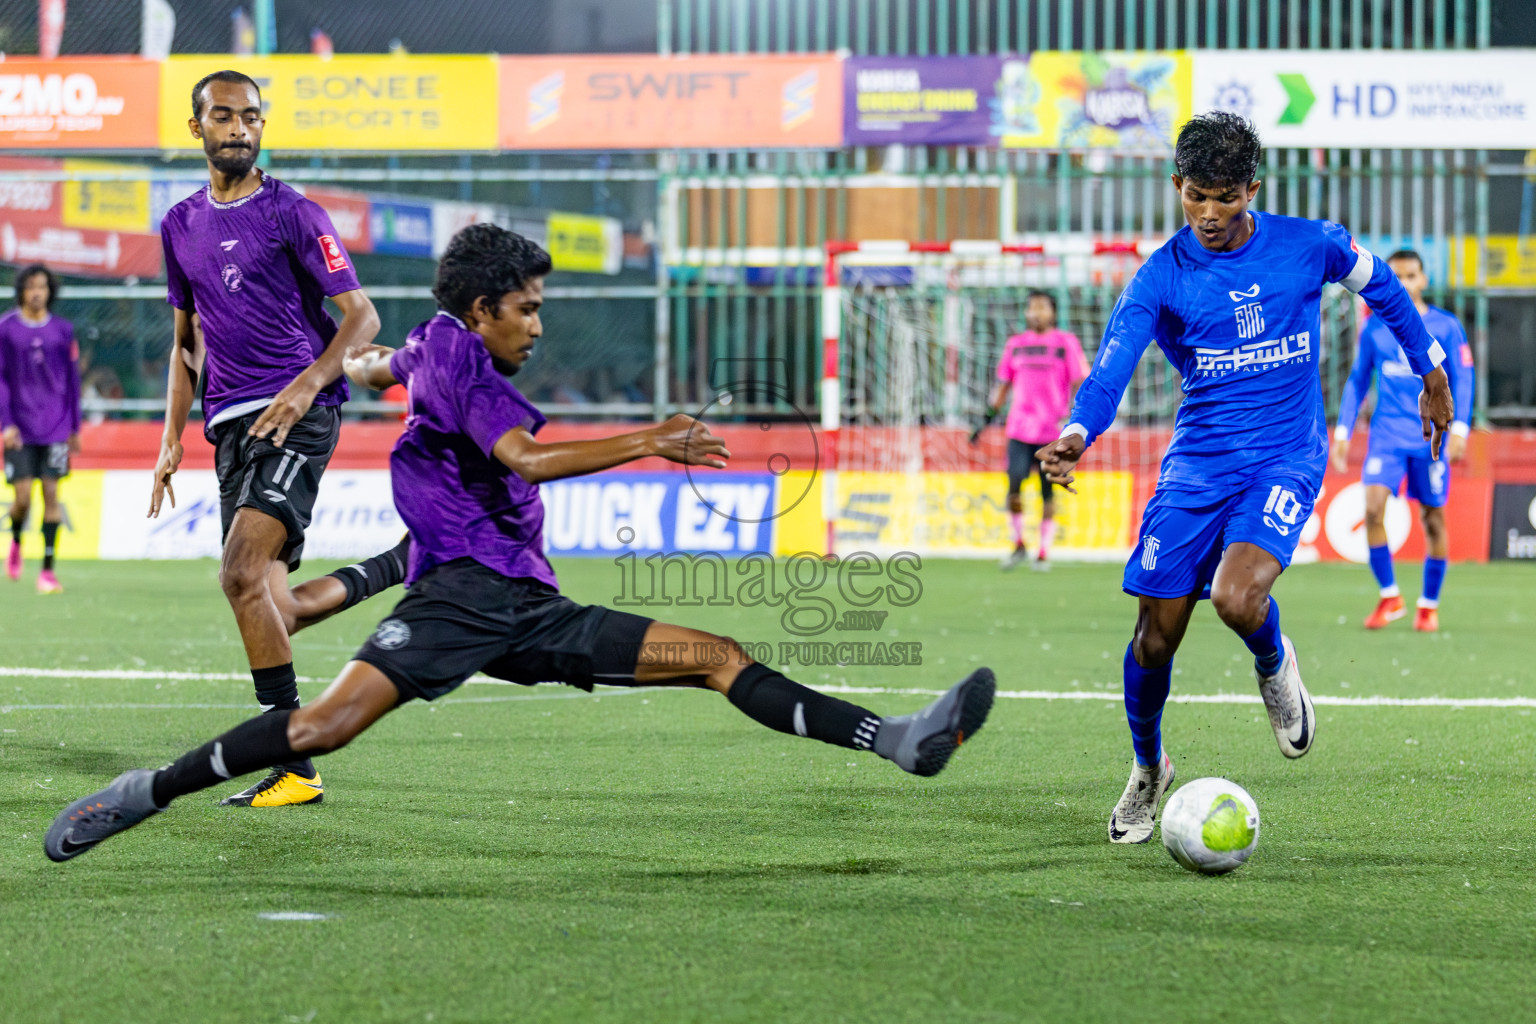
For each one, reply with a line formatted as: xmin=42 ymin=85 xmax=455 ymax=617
xmin=972 ymin=291 xmax=1089 ymax=570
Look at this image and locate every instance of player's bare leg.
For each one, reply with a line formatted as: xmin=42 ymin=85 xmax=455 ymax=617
xmin=1362 ymin=484 xmax=1405 ymax=628
xmin=36 ymin=476 xmax=63 ymax=593
xmin=632 ymin=621 xmax=994 ymax=777
xmin=1110 ymin=592 xmax=1198 ymax=843
xmin=1033 ymin=488 xmax=1056 ymax=571
xmin=6 ymin=475 xmax=31 ymax=581
xmin=1415 ymin=505 xmax=1448 ymax=631
xmin=1212 ymin=542 xmax=1314 ymax=758
xmin=1001 ymin=490 xmax=1028 ymax=570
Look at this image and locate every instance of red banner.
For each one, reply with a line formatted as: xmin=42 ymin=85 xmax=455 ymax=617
xmin=302 ymin=186 xmax=372 ymax=254
xmin=499 ymin=54 xmax=843 ymax=150
xmin=0 ymin=58 xmax=161 ymax=149
xmin=0 ymin=219 xmax=161 ymax=278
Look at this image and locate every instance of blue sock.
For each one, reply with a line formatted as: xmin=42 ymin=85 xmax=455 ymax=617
xmin=1368 ymin=544 xmax=1397 ymax=596
xmin=1123 ymin=643 xmax=1172 ymax=768
xmin=1244 ymin=597 xmax=1284 ymax=677
xmin=1422 ymin=557 xmax=1447 ymax=607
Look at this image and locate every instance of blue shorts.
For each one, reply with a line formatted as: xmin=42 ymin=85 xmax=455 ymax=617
xmin=1123 ymin=470 xmax=1320 ymax=599
xmin=1362 ymin=447 xmax=1450 ymax=508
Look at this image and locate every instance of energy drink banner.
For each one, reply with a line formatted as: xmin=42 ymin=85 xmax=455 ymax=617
xmin=0 ymin=58 xmax=160 ymax=149
xmin=1193 ymin=50 xmax=1536 ymax=150
xmin=498 ymin=54 xmax=842 ymax=150
xmin=158 ymin=55 xmax=499 ymax=151
xmin=844 ymin=56 xmax=1010 ymax=146
xmin=1002 ymin=51 xmax=1191 ymax=152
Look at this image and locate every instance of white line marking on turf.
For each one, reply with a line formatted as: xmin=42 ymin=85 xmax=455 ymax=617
xmin=257 ymin=912 xmax=331 ymax=921
xmin=2 ymin=667 xmax=1534 ymax=710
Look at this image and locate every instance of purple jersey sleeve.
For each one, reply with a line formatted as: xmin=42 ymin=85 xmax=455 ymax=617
xmin=66 ymin=329 xmax=81 ymax=433
xmin=163 ymin=222 xmax=191 ymax=310
xmin=455 ymin=348 xmax=546 ymax=458
xmin=0 ymin=325 xmax=12 ymax=430
xmin=280 ymin=198 xmax=362 ymax=298
xmin=389 ymin=340 xmax=418 ymax=383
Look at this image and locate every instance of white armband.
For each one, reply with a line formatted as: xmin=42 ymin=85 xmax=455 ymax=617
xmin=1333 ymin=424 xmax=1352 ymax=442
xmin=1340 ymin=248 xmax=1374 ymax=294
xmin=1451 ymin=421 xmax=1470 ymax=439
xmin=1060 ymin=423 xmax=1088 ymax=442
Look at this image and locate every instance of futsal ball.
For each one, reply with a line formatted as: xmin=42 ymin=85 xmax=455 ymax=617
xmin=1160 ymin=777 xmax=1260 ymax=875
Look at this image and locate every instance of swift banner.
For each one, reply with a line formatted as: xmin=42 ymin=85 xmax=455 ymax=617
xmin=844 ymin=56 xmax=1004 ymax=146
xmin=1194 ymin=50 xmax=1536 ymax=149
xmin=1003 ymin=51 xmax=1191 ymax=152
xmin=158 ymin=55 xmax=499 ymax=151
xmin=0 ymin=59 xmax=160 ymax=149
xmin=498 ymin=54 xmax=842 ymax=150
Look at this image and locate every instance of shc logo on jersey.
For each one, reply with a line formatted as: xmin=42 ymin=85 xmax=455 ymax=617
xmin=1140 ymin=536 xmax=1160 ymax=571
xmin=318 ymin=234 xmax=348 ymax=273
xmin=1262 ymin=485 xmax=1305 ymax=536
xmin=1229 ymin=282 xmax=1264 ymax=339
xmin=221 ymin=263 xmax=243 ymax=292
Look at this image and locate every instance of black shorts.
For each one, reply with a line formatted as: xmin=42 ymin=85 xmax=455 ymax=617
xmin=1006 ymin=439 xmax=1052 ymax=501
xmin=4 ymin=442 xmax=70 ymax=483
xmin=213 ymin=405 xmax=340 ymax=572
xmin=353 ymin=558 xmax=656 ymax=703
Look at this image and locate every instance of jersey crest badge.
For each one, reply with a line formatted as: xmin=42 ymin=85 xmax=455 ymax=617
xmin=318 ymin=234 xmax=348 ymax=273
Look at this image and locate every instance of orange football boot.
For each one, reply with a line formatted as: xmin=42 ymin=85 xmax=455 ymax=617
xmin=1413 ymin=606 xmax=1439 ymax=632
xmin=1364 ymin=595 xmax=1406 ymax=630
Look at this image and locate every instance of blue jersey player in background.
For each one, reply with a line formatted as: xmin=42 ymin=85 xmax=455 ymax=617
xmin=1330 ymin=249 xmax=1473 ymax=634
xmin=1034 ymin=113 xmax=1454 ymax=845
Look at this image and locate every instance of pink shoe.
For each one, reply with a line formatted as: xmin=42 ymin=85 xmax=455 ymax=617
xmin=36 ymin=568 xmax=62 ymax=594
xmin=6 ymin=541 xmax=19 ymax=581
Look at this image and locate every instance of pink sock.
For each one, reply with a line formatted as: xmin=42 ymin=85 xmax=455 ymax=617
xmin=1009 ymin=512 xmax=1024 ymax=546
xmin=1039 ymin=518 xmax=1054 ymax=558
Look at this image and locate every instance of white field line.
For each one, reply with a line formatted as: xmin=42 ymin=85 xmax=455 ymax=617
xmin=0 ymin=666 xmax=1532 ymax=711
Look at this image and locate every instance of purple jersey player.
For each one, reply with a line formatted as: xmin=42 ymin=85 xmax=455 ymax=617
xmin=45 ymin=224 xmax=998 ymax=863
xmin=2 ymin=264 xmax=79 ymax=593
xmin=149 ymin=70 xmax=409 ymax=809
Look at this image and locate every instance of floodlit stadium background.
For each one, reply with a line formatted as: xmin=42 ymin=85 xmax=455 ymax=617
xmin=3 ymin=0 xmax=1536 ymax=565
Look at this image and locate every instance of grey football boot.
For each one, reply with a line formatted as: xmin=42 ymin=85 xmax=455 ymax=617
xmin=874 ymin=668 xmax=996 ymax=776
xmin=45 ymin=769 xmax=161 ymax=862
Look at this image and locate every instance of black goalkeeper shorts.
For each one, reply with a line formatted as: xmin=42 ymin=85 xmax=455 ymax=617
xmin=353 ymin=558 xmax=656 ymax=703
xmin=1006 ymin=439 xmax=1052 ymax=501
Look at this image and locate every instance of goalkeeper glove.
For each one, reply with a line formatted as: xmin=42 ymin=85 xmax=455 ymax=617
xmin=968 ymin=406 xmax=1000 ymax=445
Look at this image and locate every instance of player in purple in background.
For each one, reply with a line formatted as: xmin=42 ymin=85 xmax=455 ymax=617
xmin=1 ymin=264 xmax=80 ymax=594
xmin=150 ymin=71 xmax=409 ymax=808
xmin=43 ymin=224 xmax=997 ymax=862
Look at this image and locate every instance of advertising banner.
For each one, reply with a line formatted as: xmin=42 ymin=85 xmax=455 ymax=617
xmin=1193 ymin=49 xmax=1536 ymax=150
xmin=499 ymin=54 xmax=842 ymax=150
xmin=545 ymin=211 xmax=623 ymax=275
xmin=0 ymin=59 xmax=160 ymax=149
xmin=431 ymin=200 xmax=501 ymax=257
xmin=1451 ymin=236 xmax=1536 ymax=288
xmin=844 ymin=56 xmax=1004 ymax=146
xmin=1490 ymin=484 xmax=1536 ymax=560
xmin=60 ymin=159 xmax=151 ymax=233
xmin=1302 ymin=470 xmax=1492 ymax=564
xmin=542 ymin=473 xmax=776 ymax=557
xmin=1002 ymin=51 xmax=1191 ymax=152
xmin=0 ymin=220 xmax=161 ymax=278
xmin=301 ymin=186 xmax=373 ymax=254
xmin=368 ymin=199 xmax=433 ymax=258
xmin=158 ymin=55 xmax=499 ymax=151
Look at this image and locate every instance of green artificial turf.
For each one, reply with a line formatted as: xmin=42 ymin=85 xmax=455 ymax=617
xmin=2 ymin=558 xmax=1533 ymax=1023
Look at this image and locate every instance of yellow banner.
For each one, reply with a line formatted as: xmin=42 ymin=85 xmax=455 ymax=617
xmin=60 ymin=159 xmax=151 ymax=233
xmin=1453 ymin=235 xmax=1536 ymax=288
xmin=1002 ymin=51 xmax=1191 ymax=151
xmin=159 ymin=55 xmax=499 ymax=151
xmin=10 ymin=469 xmax=103 ymax=560
xmin=774 ymin=470 xmax=1135 ymax=558
xmin=545 ymin=211 xmax=622 ymax=275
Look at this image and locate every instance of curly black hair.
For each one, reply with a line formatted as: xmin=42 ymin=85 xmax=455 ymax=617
xmin=192 ymin=70 xmax=262 ymax=118
xmin=13 ymin=264 xmax=59 ymax=310
xmin=1174 ymin=111 xmax=1262 ymax=188
xmin=432 ymin=223 xmax=553 ymax=320
xmin=1387 ymin=248 xmax=1424 ymax=270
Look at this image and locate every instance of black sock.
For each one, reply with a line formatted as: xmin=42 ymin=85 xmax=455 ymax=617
xmin=9 ymin=514 xmax=20 ymax=545
xmin=252 ymin=663 xmax=315 ymax=778
xmin=41 ymin=521 xmax=58 ymax=570
xmin=327 ymin=534 xmax=410 ymax=611
xmin=726 ymin=663 xmax=882 ymax=751
xmin=151 ymin=711 xmax=300 ymax=808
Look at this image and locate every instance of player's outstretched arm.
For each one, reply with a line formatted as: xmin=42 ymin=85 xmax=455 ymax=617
xmin=342 ymin=345 xmax=400 ymax=391
xmin=1331 ymin=326 xmax=1378 ymax=472
xmin=492 ymin=414 xmax=730 ymax=485
xmin=249 ymin=288 xmax=381 ymax=448
xmin=149 ymin=307 xmax=203 ymax=517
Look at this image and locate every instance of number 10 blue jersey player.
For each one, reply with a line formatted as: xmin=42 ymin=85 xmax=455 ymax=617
xmin=1034 ymin=113 xmax=1455 ymax=845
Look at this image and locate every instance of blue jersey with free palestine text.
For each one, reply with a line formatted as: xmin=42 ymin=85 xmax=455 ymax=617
xmin=1065 ymin=211 xmax=1446 ymax=505
xmin=1336 ymin=304 xmax=1472 ymax=454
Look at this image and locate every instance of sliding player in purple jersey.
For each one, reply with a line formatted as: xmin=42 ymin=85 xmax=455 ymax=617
xmin=1330 ymin=249 xmax=1473 ymax=633
xmin=1035 ymin=113 xmax=1454 ymax=844
xmin=150 ymin=71 xmax=409 ymax=808
xmin=44 ymin=224 xmax=996 ymax=862
xmin=1 ymin=264 xmax=79 ymax=594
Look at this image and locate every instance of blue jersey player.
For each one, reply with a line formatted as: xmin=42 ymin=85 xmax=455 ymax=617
xmin=1330 ymin=249 xmax=1472 ymax=633
xmin=1035 ymin=113 xmax=1454 ymax=845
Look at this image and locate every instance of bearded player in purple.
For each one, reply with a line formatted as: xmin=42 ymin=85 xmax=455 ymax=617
xmin=44 ymin=224 xmax=997 ymax=862
xmin=151 ymin=71 xmax=409 ymax=808
xmin=1 ymin=264 xmax=80 ymax=594
xmin=1036 ymin=113 xmax=1454 ymax=844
